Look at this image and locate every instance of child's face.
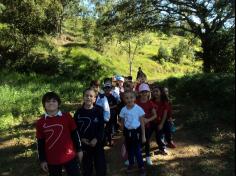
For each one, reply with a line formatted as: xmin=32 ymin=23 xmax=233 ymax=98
xmin=45 ymin=99 xmax=59 ymax=113
xmin=91 ymin=85 xmax=99 ymax=94
xmin=124 ymin=92 xmax=136 ymax=106
xmin=84 ymin=90 xmax=96 ymax=106
xmin=124 ymin=82 xmax=133 ymax=92
xmin=140 ymin=91 xmax=150 ymax=100
xmin=140 ymin=76 xmax=147 ymax=84
xmin=152 ymin=88 xmax=161 ymax=99
xmin=118 ymin=80 xmax=124 ymax=87
xmin=164 ymin=88 xmax=169 ymax=96
xmin=104 ymin=87 xmax=111 ymax=94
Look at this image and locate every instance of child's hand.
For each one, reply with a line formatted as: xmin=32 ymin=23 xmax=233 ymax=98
xmin=81 ymin=138 xmax=90 ymax=145
xmin=77 ymin=151 xmax=83 ymax=163
xmin=144 ymin=118 xmax=150 ymax=124
xmin=158 ymin=124 xmax=163 ymax=130
xmin=40 ymin=162 xmax=48 ymax=172
xmin=90 ymin=138 xmax=98 ymax=147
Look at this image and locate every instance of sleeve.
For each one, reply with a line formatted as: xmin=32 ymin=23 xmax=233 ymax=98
xmin=36 ymin=120 xmax=46 ymax=162
xmin=71 ymin=130 xmax=82 ymax=152
xmin=96 ymin=108 xmax=105 ymax=143
xmin=103 ymin=97 xmax=110 ymax=122
xmin=37 ymin=139 xmax=46 ymax=162
xmin=138 ymin=106 xmax=145 ymax=118
xmin=36 ymin=120 xmax=44 ymax=140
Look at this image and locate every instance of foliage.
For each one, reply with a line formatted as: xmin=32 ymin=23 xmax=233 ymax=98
xmin=159 ymin=73 xmax=235 ymax=128
xmin=100 ymin=0 xmax=235 ymax=73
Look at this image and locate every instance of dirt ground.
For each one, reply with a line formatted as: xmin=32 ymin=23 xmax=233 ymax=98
xmin=0 ymin=106 xmax=235 ymax=176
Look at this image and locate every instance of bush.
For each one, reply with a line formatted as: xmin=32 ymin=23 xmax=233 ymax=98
xmin=159 ymin=73 xmax=235 ymax=130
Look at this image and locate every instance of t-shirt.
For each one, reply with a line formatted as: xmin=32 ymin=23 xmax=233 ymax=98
xmin=136 ymin=100 xmax=155 ymax=128
xmin=74 ymin=106 xmax=104 ymax=145
xmin=151 ymin=100 xmax=169 ymax=123
xmin=119 ymin=104 xmax=145 ymax=130
xmin=36 ymin=112 xmax=77 ymax=165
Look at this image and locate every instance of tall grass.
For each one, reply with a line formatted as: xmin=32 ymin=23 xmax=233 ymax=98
xmin=0 ymin=70 xmax=85 ymax=130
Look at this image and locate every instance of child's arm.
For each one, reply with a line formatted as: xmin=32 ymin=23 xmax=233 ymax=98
xmin=140 ymin=116 xmax=146 ymax=143
xmin=144 ymin=108 xmax=157 ymax=124
xmin=36 ymin=121 xmax=48 ymax=172
xmin=71 ymin=130 xmax=83 ymax=162
xmin=90 ymin=108 xmax=104 ymax=147
xmin=159 ymin=110 xmax=168 ymax=130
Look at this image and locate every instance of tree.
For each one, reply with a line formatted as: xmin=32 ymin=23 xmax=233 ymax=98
xmin=118 ymin=33 xmax=151 ymax=76
xmin=100 ymin=0 xmax=235 ymax=73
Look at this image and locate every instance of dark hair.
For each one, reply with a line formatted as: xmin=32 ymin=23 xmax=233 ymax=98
xmin=90 ymin=80 xmax=100 ymax=87
xmin=160 ymin=87 xmax=169 ymax=103
xmin=42 ymin=92 xmax=61 ymax=107
xmin=104 ymin=77 xmax=112 ymax=84
xmin=151 ymin=86 xmax=169 ymax=102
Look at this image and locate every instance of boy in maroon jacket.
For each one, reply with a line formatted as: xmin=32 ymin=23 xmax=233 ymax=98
xmin=36 ymin=92 xmax=83 ymax=176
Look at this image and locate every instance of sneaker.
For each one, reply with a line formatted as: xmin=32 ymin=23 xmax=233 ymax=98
xmin=124 ymin=160 xmax=129 ymax=166
xmin=167 ymin=141 xmax=176 ymax=148
xmin=160 ymin=149 xmax=168 ymax=155
xmin=146 ymin=157 xmax=153 ymax=166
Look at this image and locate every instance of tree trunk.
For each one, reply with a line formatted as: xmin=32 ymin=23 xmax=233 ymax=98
xmin=128 ymin=42 xmax=132 ymax=76
xmin=201 ymin=36 xmax=213 ymax=73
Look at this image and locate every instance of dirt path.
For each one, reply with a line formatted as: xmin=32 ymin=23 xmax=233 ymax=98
xmin=0 ymin=106 xmax=234 ymax=176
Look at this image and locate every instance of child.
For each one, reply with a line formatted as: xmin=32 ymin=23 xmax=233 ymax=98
xmin=151 ymin=86 xmax=170 ymax=155
xmin=119 ymin=91 xmax=146 ymax=174
xmin=74 ymin=88 xmax=106 ymax=176
xmin=104 ymin=82 xmax=118 ymax=146
xmin=36 ymin=92 xmax=83 ymax=176
xmin=135 ymin=72 xmax=147 ymax=93
xmin=118 ymin=81 xmax=135 ymax=166
xmin=136 ymin=83 xmax=157 ymax=166
xmin=90 ymin=80 xmax=110 ymax=123
xmin=163 ymin=87 xmax=176 ymax=148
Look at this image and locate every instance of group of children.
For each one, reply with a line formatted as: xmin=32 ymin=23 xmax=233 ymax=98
xmin=35 ymin=70 xmax=176 ymax=176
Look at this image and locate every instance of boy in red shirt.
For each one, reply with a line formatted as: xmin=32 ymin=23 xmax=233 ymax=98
xmin=36 ymin=92 xmax=83 ymax=176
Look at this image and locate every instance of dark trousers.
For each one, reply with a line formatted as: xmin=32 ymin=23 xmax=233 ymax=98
xmin=124 ymin=127 xmax=144 ymax=168
xmin=163 ymin=121 xmax=173 ymax=144
xmin=145 ymin=123 xmax=159 ymax=157
xmin=104 ymin=110 xmax=117 ymax=144
xmin=48 ymin=157 xmax=80 ymax=176
xmin=157 ymin=121 xmax=173 ymax=151
xmin=82 ymin=145 xmax=106 ymax=176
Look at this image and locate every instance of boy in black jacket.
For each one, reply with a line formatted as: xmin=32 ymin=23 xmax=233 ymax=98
xmin=74 ymin=88 xmax=106 ymax=176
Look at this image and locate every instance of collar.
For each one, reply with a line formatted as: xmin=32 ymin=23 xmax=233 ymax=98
xmin=44 ymin=111 xmax=63 ymax=119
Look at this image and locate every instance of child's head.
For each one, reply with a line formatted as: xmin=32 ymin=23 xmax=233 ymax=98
xmin=90 ymin=80 xmax=100 ymax=94
xmin=83 ymin=88 xmax=96 ymax=107
xmin=152 ymin=86 xmax=169 ymax=102
xmin=124 ymin=81 xmax=134 ymax=92
xmin=116 ymin=76 xmax=125 ymax=87
xmin=151 ymin=86 xmax=161 ymax=100
xmin=138 ymin=73 xmax=147 ymax=84
xmin=164 ymin=87 xmax=169 ymax=97
xmin=103 ymin=82 xmax=112 ymax=95
xmin=124 ymin=91 xmax=136 ymax=107
xmin=139 ymin=83 xmax=151 ymax=101
xmin=42 ymin=92 xmax=61 ymax=113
